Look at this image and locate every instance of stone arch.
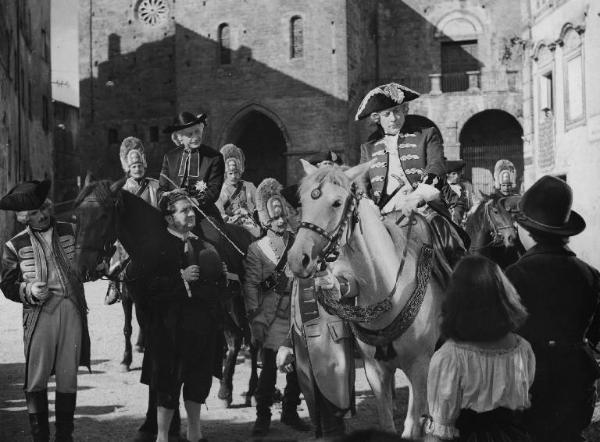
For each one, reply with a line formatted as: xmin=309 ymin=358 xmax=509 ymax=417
xmin=558 ymin=22 xmax=585 ymax=43
xmin=220 ymin=104 xmax=290 ymax=185
xmin=459 ymin=109 xmax=523 ymax=195
xmin=434 ymin=10 xmax=484 ymax=40
xmin=532 ymin=40 xmax=555 ymax=63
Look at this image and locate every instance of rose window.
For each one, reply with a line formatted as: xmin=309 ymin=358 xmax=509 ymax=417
xmin=136 ymin=0 xmax=169 ymax=27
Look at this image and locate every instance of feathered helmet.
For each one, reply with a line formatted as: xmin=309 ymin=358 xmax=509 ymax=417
xmin=120 ymin=137 xmax=147 ymax=172
xmin=355 ymin=82 xmax=420 ymax=121
xmin=494 ymin=159 xmax=517 ymax=189
xmin=220 ymin=144 xmax=245 ymax=174
xmin=256 ymin=178 xmax=289 ymax=226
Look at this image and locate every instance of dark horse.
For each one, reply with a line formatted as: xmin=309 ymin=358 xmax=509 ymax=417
xmin=73 ymin=180 xmax=259 ymax=408
xmin=464 ymin=195 xmax=525 ymax=269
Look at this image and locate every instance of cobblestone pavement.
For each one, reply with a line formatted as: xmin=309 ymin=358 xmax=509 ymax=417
xmin=1 ymin=280 xmax=599 ymax=441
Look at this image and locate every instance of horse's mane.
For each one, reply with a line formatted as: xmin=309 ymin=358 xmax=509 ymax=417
xmin=73 ymin=180 xmax=114 ymax=207
xmin=299 ymin=166 xmax=350 ymax=198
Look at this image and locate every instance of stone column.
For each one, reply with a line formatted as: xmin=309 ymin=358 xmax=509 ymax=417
xmin=466 ymin=70 xmax=480 ymax=92
xmin=429 ymin=73 xmax=442 ymax=95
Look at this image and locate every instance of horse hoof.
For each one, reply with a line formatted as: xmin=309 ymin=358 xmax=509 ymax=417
xmin=135 ymin=345 xmax=145 ymax=353
xmin=118 ymin=363 xmax=130 ymax=373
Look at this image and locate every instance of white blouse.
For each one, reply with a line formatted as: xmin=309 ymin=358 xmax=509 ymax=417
xmin=426 ymin=335 xmax=536 ymax=439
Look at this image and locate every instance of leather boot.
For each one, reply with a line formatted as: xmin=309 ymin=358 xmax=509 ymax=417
xmin=251 ymin=407 xmax=271 ymax=437
xmin=281 ymin=408 xmax=311 ymax=432
xmin=54 ymin=392 xmax=76 ymax=442
xmin=26 ymin=390 xmax=50 ymax=442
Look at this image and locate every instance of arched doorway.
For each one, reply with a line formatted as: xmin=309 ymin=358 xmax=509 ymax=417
xmin=222 ymin=109 xmax=288 ymax=185
xmin=459 ymin=110 xmax=523 ymax=196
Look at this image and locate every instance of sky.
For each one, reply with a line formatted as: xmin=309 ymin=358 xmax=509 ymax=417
xmin=51 ymin=0 xmax=79 ymax=106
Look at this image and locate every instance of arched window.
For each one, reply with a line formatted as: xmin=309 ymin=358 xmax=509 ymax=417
xmin=219 ymin=23 xmax=231 ymax=65
xmin=290 ymin=16 xmax=303 ymax=59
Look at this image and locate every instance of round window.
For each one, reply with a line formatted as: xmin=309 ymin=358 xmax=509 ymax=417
xmin=136 ymin=0 xmax=169 ymax=27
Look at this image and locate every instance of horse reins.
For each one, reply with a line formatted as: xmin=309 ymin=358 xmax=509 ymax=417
xmin=298 ymin=182 xmax=358 ymax=268
xmin=470 ymin=200 xmax=516 ymax=251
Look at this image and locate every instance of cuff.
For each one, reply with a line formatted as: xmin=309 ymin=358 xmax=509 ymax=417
xmin=413 ymin=183 xmax=440 ymax=202
xmin=424 ymin=416 xmax=460 ymax=440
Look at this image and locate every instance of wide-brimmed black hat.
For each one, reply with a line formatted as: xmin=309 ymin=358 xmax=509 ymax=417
xmin=355 ymin=83 xmax=420 ymax=120
xmin=500 ymin=175 xmax=585 ymax=237
xmin=445 ymin=160 xmax=465 ymax=174
xmin=0 ymin=180 xmax=51 ymax=211
xmin=163 ymin=111 xmax=207 ymax=134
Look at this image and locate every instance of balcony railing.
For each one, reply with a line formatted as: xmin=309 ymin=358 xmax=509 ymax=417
xmin=425 ymin=69 xmax=519 ymax=95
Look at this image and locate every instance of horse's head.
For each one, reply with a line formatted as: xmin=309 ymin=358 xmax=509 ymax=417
xmin=73 ymin=178 xmax=124 ymax=281
xmin=483 ymin=197 xmax=519 ymax=248
xmin=288 ymin=160 xmax=370 ymax=277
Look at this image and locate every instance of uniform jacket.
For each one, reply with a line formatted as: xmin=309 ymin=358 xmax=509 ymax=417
xmin=243 ymin=233 xmax=293 ymax=348
xmin=441 ymin=181 xmax=476 ymax=225
xmin=216 ymin=180 xmax=257 ymax=219
xmin=359 ymin=125 xmax=445 ymax=208
xmin=139 ymin=231 xmax=226 ymax=385
xmin=506 ymin=244 xmax=600 ymax=380
xmin=159 ymin=144 xmax=224 ymax=220
xmin=0 ymin=222 xmax=91 ymax=387
xmin=123 ymin=176 xmax=160 ymax=207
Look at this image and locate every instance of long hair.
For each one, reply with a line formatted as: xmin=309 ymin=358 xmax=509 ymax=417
xmin=441 ymin=255 xmax=528 ymax=342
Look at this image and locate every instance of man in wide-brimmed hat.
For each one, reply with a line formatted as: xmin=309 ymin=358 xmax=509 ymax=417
xmin=0 ymin=180 xmax=91 ymax=442
xmin=355 ymin=82 xmax=468 ymax=270
xmin=160 ymin=112 xmax=224 ymax=241
xmin=504 ymin=175 xmax=600 ymax=442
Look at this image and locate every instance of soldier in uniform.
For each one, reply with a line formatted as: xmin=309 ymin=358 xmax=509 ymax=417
xmin=160 ymin=111 xmax=225 ymax=245
xmin=355 ymin=82 xmax=468 ymax=269
xmin=492 ymin=159 xmax=519 ymax=200
xmin=243 ymin=178 xmax=310 ymax=437
xmin=216 ymin=143 xmax=259 ymax=237
xmin=0 ymin=180 xmax=91 ymax=442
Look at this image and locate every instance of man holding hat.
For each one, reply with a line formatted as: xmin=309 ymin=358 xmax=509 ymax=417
xmin=0 ymin=180 xmax=90 ymax=442
xmin=504 ymin=175 xmax=600 ymax=442
xmin=160 ymin=111 xmax=225 ymax=245
xmin=243 ymin=178 xmax=310 ymax=437
xmin=355 ymin=82 xmax=468 ymax=269
xmin=140 ymin=189 xmax=226 ymax=442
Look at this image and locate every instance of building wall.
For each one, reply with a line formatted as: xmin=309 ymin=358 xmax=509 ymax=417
xmin=79 ymin=0 xmax=177 ymax=179
xmin=367 ymin=0 xmax=524 ymax=163
xmin=524 ymin=0 xmax=600 ymax=267
xmin=53 ymin=100 xmax=80 ymax=210
xmin=0 ymin=0 xmax=53 ymax=244
xmin=174 ymin=0 xmax=350 ymax=184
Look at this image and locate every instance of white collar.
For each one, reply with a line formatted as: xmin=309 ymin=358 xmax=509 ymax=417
xmin=167 ymin=228 xmax=198 ymax=242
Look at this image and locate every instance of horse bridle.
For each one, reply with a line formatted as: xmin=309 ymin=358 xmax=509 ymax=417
xmin=483 ymin=199 xmax=516 ymax=247
xmin=298 ymin=182 xmax=359 ymax=266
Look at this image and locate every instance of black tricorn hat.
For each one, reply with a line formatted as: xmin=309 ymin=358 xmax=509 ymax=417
xmin=500 ymin=175 xmax=585 ymax=237
xmin=355 ymin=83 xmax=420 ymax=120
xmin=163 ymin=111 xmax=207 ymax=134
xmin=445 ymin=160 xmax=465 ymax=174
xmin=308 ymin=150 xmax=343 ymax=166
xmin=0 ymin=180 xmax=51 ymax=211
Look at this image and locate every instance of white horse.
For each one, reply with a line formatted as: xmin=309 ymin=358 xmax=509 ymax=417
xmin=288 ymin=161 xmax=445 ymax=439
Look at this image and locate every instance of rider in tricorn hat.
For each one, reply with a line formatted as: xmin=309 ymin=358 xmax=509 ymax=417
xmin=504 ymin=175 xmax=600 ymax=442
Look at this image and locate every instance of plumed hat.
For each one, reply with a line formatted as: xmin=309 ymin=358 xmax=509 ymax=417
xmin=163 ymin=111 xmax=207 ymax=134
xmin=355 ymin=83 xmax=420 ymax=121
xmin=308 ymin=150 xmax=343 ymax=166
xmin=0 ymin=180 xmax=51 ymax=211
xmin=221 ymin=144 xmax=246 ymax=173
xmin=445 ymin=160 xmax=465 ymax=174
xmin=501 ymin=175 xmax=585 ymax=237
xmin=494 ymin=159 xmax=516 ymax=189
xmin=120 ymin=137 xmax=147 ymax=172
xmin=256 ymin=178 xmax=289 ymax=226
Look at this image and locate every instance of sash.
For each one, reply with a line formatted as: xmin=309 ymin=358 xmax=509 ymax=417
xmin=223 ymin=182 xmax=244 ymax=212
xmin=260 ymin=233 xmax=295 ymax=292
xmin=135 ymin=179 xmax=149 ymax=197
